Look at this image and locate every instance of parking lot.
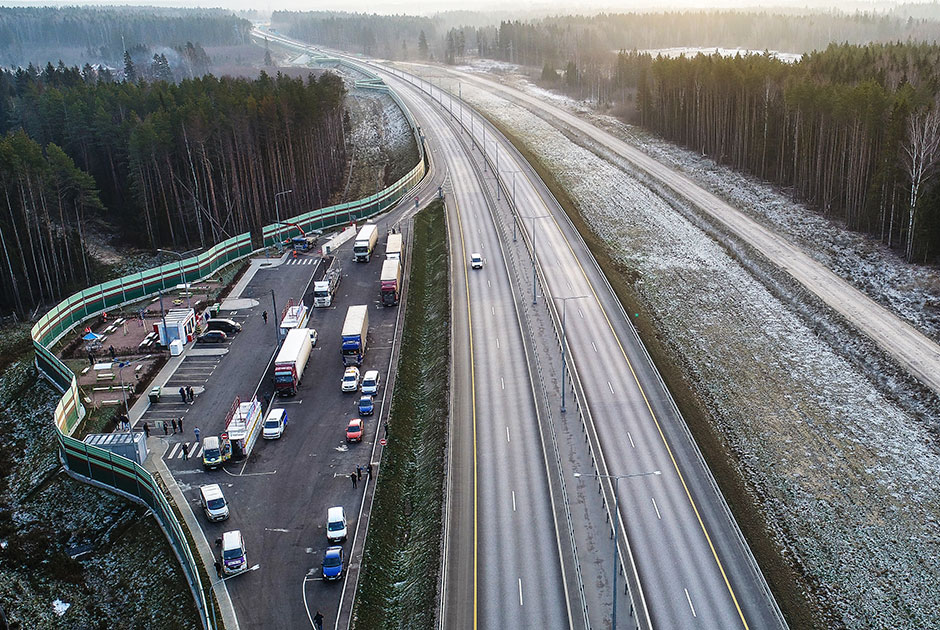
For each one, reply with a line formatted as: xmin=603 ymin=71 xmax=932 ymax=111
xmin=144 ymin=233 xmax=404 ymax=629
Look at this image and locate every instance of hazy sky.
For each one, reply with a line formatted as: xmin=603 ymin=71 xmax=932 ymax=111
xmin=2 ymin=0 xmax=903 ymax=15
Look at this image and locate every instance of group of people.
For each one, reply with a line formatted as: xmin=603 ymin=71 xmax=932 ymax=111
xmin=349 ymin=462 xmax=374 ymax=488
xmin=178 ymin=386 xmax=195 ymax=403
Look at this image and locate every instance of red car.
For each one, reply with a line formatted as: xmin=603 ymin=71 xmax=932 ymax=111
xmin=346 ymin=418 xmax=363 ymax=443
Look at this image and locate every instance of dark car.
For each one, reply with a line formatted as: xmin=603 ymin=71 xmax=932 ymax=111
xmin=206 ymin=318 xmax=242 ymax=334
xmin=198 ymin=330 xmax=228 ymax=343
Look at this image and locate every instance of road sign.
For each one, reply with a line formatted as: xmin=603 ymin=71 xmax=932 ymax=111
xmin=379 ymin=438 xmax=387 ymax=446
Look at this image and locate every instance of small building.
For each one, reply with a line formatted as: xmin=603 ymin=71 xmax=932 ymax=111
xmin=155 ymin=308 xmax=196 ymax=347
xmin=83 ymin=431 xmax=149 ymax=466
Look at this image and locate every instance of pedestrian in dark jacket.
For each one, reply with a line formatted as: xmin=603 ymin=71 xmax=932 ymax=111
xmin=313 ymin=611 xmax=324 ymax=630
xmin=215 ymin=560 xmax=222 ymax=578
xmin=367 ymin=462 xmax=373 ymax=479
xmin=182 ymin=443 xmax=189 ymax=460
xmin=187 ymin=385 xmax=194 ymax=403
xmin=356 ymin=464 xmax=362 ymax=481
xmin=162 ymin=421 xmax=168 ymax=436
xmin=109 ymin=345 xmax=115 ymax=360
xmin=350 ymin=472 xmax=357 ymax=488
xmin=262 ymin=310 xmax=268 ymax=324
xmin=178 ymin=416 xmax=184 ymax=433
xmin=142 ymin=422 xmax=150 ymax=438
xmin=179 ymin=386 xmax=187 ymax=403
xmin=171 ymin=418 xmax=178 ymax=433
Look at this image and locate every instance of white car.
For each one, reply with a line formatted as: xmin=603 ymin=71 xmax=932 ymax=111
xmin=360 ymin=370 xmax=380 ymax=395
xmin=262 ymin=408 xmax=287 ymax=439
xmin=470 ymin=253 xmax=484 ymax=269
xmin=341 ymin=367 xmax=361 ymax=393
xmin=199 ymin=484 xmax=229 ymax=521
xmin=309 ymin=328 xmax=318 ymax=347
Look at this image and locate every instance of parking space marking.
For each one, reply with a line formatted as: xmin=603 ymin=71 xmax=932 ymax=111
xmin=512 ymin=490 xmax=516 ymax=511
xmin=627 ymin=432 xmax=635 ymax=448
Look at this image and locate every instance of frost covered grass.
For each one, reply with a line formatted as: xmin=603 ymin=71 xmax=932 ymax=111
xmin=430 ymin=74 xmax=940 ymax=628
xmin=353 ymin=201 xmax=449 ymax=628
xmin=0 ymin=351 xmax=197 ymax=629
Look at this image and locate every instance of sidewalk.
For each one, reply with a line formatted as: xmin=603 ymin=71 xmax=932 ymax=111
xmin=144 ymin=437 xmax=239 ymax=630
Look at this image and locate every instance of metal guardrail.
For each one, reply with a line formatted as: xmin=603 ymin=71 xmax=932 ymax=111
xmin=31 ymin=67 xmax=429 ymax=630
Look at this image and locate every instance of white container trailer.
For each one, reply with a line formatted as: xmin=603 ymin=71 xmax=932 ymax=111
xmin=353 ymin=224 xmax=379 ymax=262
xmin=385 ymin=233 xmax=403 ymax=260
xmin=274 ymin=328 xmax=313 ymax=396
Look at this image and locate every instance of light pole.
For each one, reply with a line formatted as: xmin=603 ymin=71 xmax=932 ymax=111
xmin=552 ymin=295 xmax=587 ymax=412
xmin=158 ymin=247 xmax=202 ymax=312
xmin=574 ymin=470 xmax=661 ymax=630
xmin=274 ymin=189 xmax=293 ymax=250
xmin=505 ymin=170 xmax=522 ymax=241
xmin=205 ymin=564 xmax=260 ymax=630
xmin=117 ymin=361 xmax=131 ymax=419
xmin=521 ymin=215 xmax=549 ymax=304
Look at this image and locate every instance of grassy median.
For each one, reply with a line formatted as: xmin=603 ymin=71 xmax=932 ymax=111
xmin=352 ymin=200 xmax=449 ymax=629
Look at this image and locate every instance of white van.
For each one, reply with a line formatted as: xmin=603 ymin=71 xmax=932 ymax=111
xmin=360 ymin=370 xmax=380 ymax=395
xmin=199 ymin=484 xmax=229 ymax=521
xmin=221 ymin=530 xmax=247 ymax=575
xmin=327 ymin=506 xmax=347 ymax=543
xmin=262 ymin=408 xmax=287 ymax=440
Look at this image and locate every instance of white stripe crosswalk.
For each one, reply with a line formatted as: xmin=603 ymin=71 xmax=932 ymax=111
xmin=166 ymin=441 xmax=202 ymax=460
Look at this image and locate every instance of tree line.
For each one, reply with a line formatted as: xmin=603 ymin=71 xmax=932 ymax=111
xmin=0 ymin=6 xmax=251 ymax=68
xmin=632 ymin=43 xmax=940 ymax=261
xmin=0 ymin=68 xmax=348 ymax=316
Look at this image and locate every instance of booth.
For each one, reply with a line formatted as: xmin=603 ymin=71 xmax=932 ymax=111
xmin=155 ymin=308 xmax=196 ymax=347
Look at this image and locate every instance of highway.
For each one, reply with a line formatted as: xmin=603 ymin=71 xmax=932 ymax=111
xmin=381 ymin=67 xmax=787 ymax=629
xmin=255 ymin=26 xmax=784 ymax=629
xmin=383 ymin=65 xmax=574 ymax=628
xmin=447 ymin=69 xmax=940 ymax=399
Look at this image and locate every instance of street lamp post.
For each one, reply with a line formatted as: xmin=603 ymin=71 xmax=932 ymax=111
xmin=205 ymin=564 xmax=260 ymax=630
xmin=274 ymin=189 xmax=293 ymax=250
xmin=117 ymin=361 xmax=130 ymax=419
xmin=521 ymin=215 xmax=549 ymax=304
xmin=574 ymin=470 xmax=661 ymax=630
xmin=158 ymin=247 xmax=202 ymax=312
xmin=552 ymin=295 xmax=587 ymax=412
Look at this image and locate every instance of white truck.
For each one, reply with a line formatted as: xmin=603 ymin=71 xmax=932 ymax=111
xmin=279 ymin=299 xmax=309 ymax=337
xmin=341 ymin=305 xmax=369 ymax=366
xmin=274 ymin=327 xmax=313 ymax=396
xmin=385 ymin=233 xmax=403 ymax=260
xmin=353 ymin=224 xmax=379 ymax=262
xmin=313 ymin=256 xmax=342 ymax=307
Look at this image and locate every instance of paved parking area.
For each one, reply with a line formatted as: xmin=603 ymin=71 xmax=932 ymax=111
xmin=146 ymin=239 xmax=405 ymax=629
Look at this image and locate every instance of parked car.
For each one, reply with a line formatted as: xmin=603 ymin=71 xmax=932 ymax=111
xmin=199 ymin=484 xmax=229 ymax=521
xmin=360 ymin=370 xmax=380 ymax=395
xmin=346 ymin=418 xmax=363 ymax=442
xmin=206 ymin=318 xmax=242 ymax=334
xmin=358 ymin=395 xmax=374 ymax=416
xmin=198 ymin=330 xmax=228 ymax=343
xmin=470 ymin=253 xmax=484 ymax=269
xmin=221 ymin=530 xmax=247 ymax=575
xmin=341 ymin=367 xmax=360 ymax=393
xmin=327 ymin=506 xmax=347 ymax=542
xmin=262 ymin=408 xmax=287 ymax=439
xmin=322 ymin=546 xmax=344 ymax=581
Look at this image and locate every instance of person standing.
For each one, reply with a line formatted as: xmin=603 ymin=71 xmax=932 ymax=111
xmin=178 ymin=416 xmax=184 ymax=433
xmin=162 ymin=421 xmax=168 ymax=436
xmin=179 ymin=386 xmax=187 ymax=403
xmin=215 ymin=560 xmax=223 ymax=578
xmin=187 ymin=385 xmax=194 ymax=403
xmin=262 ymin=310 xmax=268 ymax=324
xmin=350 ymin=472 xmax=357 ymax=489
xmin=367 ymin=462 xmax=373 ymax=479
xmin=109 ymin=345 xmax=115 ymax=361
xmin=182 ymin=443 xmax=189 ymax=460
xmin=171 ymin=418 xmax=178 ymax=434
xmin=142 ymin=422 xmax=150 ymax=438
xmin=194 ymin=427 xmax=201 ymax=443
xmin=356 ymin=464 xmax=362 ymax=481
xmin=313 ymin=611 xmax=323 ymax=630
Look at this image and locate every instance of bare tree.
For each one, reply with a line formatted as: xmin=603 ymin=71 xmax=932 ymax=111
xmin=902 ymin=100 xmax=940 ymax=261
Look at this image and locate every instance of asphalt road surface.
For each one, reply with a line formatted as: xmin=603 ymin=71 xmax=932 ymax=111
xmin=375 ymin=63 xmax=574 ymax=628
xmin=146 ymin=237 xmax=403 ymax=630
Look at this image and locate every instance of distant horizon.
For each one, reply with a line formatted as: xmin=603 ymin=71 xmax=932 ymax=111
xmin=0 ymin=0 xmax=917 ymax=17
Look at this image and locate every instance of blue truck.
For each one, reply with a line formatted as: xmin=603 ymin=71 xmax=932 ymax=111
xmin=341 ymin=305 xmax=369 ymax=366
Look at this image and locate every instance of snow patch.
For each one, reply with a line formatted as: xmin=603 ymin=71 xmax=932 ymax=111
xmin=52 ymin=599 xmax=70 ymax=616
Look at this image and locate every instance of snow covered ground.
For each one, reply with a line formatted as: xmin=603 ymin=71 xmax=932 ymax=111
xmin=403 ymin=60 xmax=940 ymax=628
xmin=0 ymin=360 xmax=197 ymax=628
